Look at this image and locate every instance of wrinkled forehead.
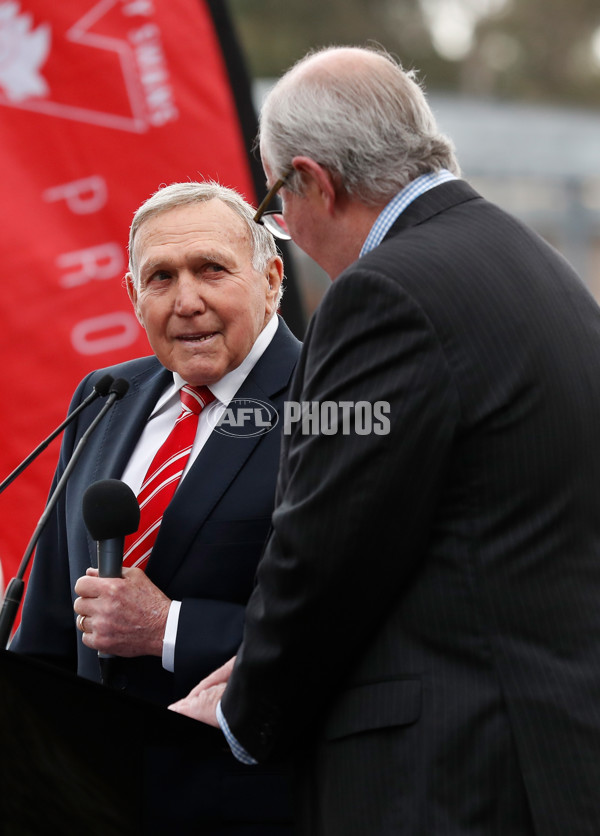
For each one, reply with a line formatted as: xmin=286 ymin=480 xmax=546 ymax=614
xmin=133 ymin=199 xmax=252 ymax=264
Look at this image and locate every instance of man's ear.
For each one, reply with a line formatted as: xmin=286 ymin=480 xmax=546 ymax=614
xmin=265 ymin=256 xmax=284 ymax=316
xmin=125 ymin=272 xmax=144 ymax=326
xmin=291 ymin=156 xmax=337 ymax=214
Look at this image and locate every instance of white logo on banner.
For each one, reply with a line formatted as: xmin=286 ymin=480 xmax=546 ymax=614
xmin=0 ymin=0 xmax=178 ymax=132
xmin=0 ymin=2 xmax=51 ymax=102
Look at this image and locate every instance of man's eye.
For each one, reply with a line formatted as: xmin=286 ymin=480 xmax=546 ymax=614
xmin=205 ymin=263 xmax=226 ymax=274
xmin=149 ymin=271 xmax=171 ymax=283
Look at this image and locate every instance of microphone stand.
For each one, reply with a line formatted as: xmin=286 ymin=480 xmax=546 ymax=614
xmin=0 ymin=375 xmax=113 ymax=498
xmin=0 ymin=382 xmax=129 ymax=648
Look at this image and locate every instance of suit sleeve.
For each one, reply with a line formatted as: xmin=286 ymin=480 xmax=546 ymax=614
xmin=221 ymin=266 xmax=461 ymax=760
xmin=174 ymin=598 xmax=248 ymax=693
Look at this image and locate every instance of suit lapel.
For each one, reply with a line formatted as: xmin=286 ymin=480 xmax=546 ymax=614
xmin=88 ymin=360 xmax=172 ymax=484
xmin=146 ymin=318 xmax=300 ymax=588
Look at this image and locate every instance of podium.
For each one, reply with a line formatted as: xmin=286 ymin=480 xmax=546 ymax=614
xmin=0 ymin=650 xmax=291 ymax=835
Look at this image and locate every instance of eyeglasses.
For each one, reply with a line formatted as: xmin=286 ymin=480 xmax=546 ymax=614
xmin=253 ymin=176 xmax=291 ymax=241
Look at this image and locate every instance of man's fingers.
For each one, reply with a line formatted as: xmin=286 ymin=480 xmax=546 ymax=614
xmin=169 ymin=683 xmax=224 ymax=727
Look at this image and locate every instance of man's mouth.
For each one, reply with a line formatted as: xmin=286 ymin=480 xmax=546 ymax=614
xmin=176 ymin=332 xmax=217 ymax=343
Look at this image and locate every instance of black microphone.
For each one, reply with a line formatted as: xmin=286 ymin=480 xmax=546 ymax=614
xmin=0 ymin=374 xmax=114 ymax=497
xmin=0 ymin=378 xmax=130 ymax=649
xmin=82 ymin=479 xmax=140 ymax=687
xmin=82 ymin=479 xmax=140 ymax=576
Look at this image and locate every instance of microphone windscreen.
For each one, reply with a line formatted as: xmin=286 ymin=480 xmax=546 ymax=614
xmin=93 ymin=374 xmax=114 ymax=396
xmin=109 ymin=378 xmax=130 ymax=399
xmin=82 ymin=479 xmax=140 ymax=540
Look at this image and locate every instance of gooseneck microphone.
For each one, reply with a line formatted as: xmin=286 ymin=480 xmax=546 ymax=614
xmin=0 ymin=374 xmax=114 ymax=497
xmin=82 ymin=479 xmax=140 ymax=686
xmin=0 ymin=378 xmax=130 ymax=649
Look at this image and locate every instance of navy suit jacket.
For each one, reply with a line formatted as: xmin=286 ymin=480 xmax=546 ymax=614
xmin=223 ymin=182 xmax=600 ymax=835
xmin=12 ymin=316 xmax=301 ymax=832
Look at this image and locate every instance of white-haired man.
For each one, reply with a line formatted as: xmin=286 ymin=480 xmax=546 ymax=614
xmin=13 ymin=181 xmax=300 ymax=834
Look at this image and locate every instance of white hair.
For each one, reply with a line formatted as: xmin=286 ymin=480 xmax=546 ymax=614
xmin=259 ymin=45 xmax=461 ymax=204
xmin=128 ymin=181 xmax=282 ymax=302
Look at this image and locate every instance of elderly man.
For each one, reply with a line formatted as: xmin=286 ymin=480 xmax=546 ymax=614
xmin=171 ymin=46 xmax=600 ymax=836
xmin=12 ymin=181 xmax=300 ymax=834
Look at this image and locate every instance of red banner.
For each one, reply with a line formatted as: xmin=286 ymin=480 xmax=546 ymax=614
xmin=0 ymin=0 xmax=270 ymax=589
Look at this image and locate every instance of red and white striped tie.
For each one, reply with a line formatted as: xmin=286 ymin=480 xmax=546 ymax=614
xmin=123 ymin=384 xmax=215 ymax=571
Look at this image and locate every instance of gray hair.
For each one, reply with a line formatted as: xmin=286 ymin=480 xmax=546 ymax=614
xmin=259 ymin=45 xmax=461 ymax=205
xmin=128 ymin=181 xmax=281 ymax=293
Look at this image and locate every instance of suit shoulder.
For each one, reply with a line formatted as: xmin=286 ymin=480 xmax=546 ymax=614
xmin=73 ymin=356 xmax=165 ymax=400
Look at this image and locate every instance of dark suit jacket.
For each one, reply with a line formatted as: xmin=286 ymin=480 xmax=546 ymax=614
xmin=12 ymin=316 xmax=301 ymax=834
xmin=222 ymin=181 xmax=600 ymax=835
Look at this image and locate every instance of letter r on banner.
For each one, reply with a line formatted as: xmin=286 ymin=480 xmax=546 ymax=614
xmin=57 ymin=243 xmax=125 ymax=288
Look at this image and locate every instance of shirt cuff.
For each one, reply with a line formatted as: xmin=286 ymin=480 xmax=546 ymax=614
xmin=162 ymin=600 xmax=181 ymax=672
xmin=217 ymin=700 xmax=258 ymax=765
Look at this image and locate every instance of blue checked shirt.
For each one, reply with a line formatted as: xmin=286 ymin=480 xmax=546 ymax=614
xmin=217 ymin=700 xmax=258 ymax=764
xmin=217 ymin=168 xmax=457 ymax=766
xmin=360 ymin=169 xmax=457 ymax=257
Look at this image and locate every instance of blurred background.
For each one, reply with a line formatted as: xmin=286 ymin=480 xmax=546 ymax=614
xmin=229 ymin=0 xmax=600 ymax=312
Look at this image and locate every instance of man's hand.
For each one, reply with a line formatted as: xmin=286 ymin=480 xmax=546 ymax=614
xmin=168 ymin=656 xmax=236 ymax=727
xmin=73 ymin=566 xmax=171 ymax=657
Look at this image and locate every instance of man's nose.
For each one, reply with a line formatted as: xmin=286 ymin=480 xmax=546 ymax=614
xmin=174 ymin=273 xmax=205 ymax=315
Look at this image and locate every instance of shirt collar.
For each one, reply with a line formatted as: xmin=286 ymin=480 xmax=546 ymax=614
xmin=360 ymin=169 xmax=457 ymax=257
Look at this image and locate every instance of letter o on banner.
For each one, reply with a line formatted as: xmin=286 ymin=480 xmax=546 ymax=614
xmin=71 ymin=312 xmax=140 ymax=356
